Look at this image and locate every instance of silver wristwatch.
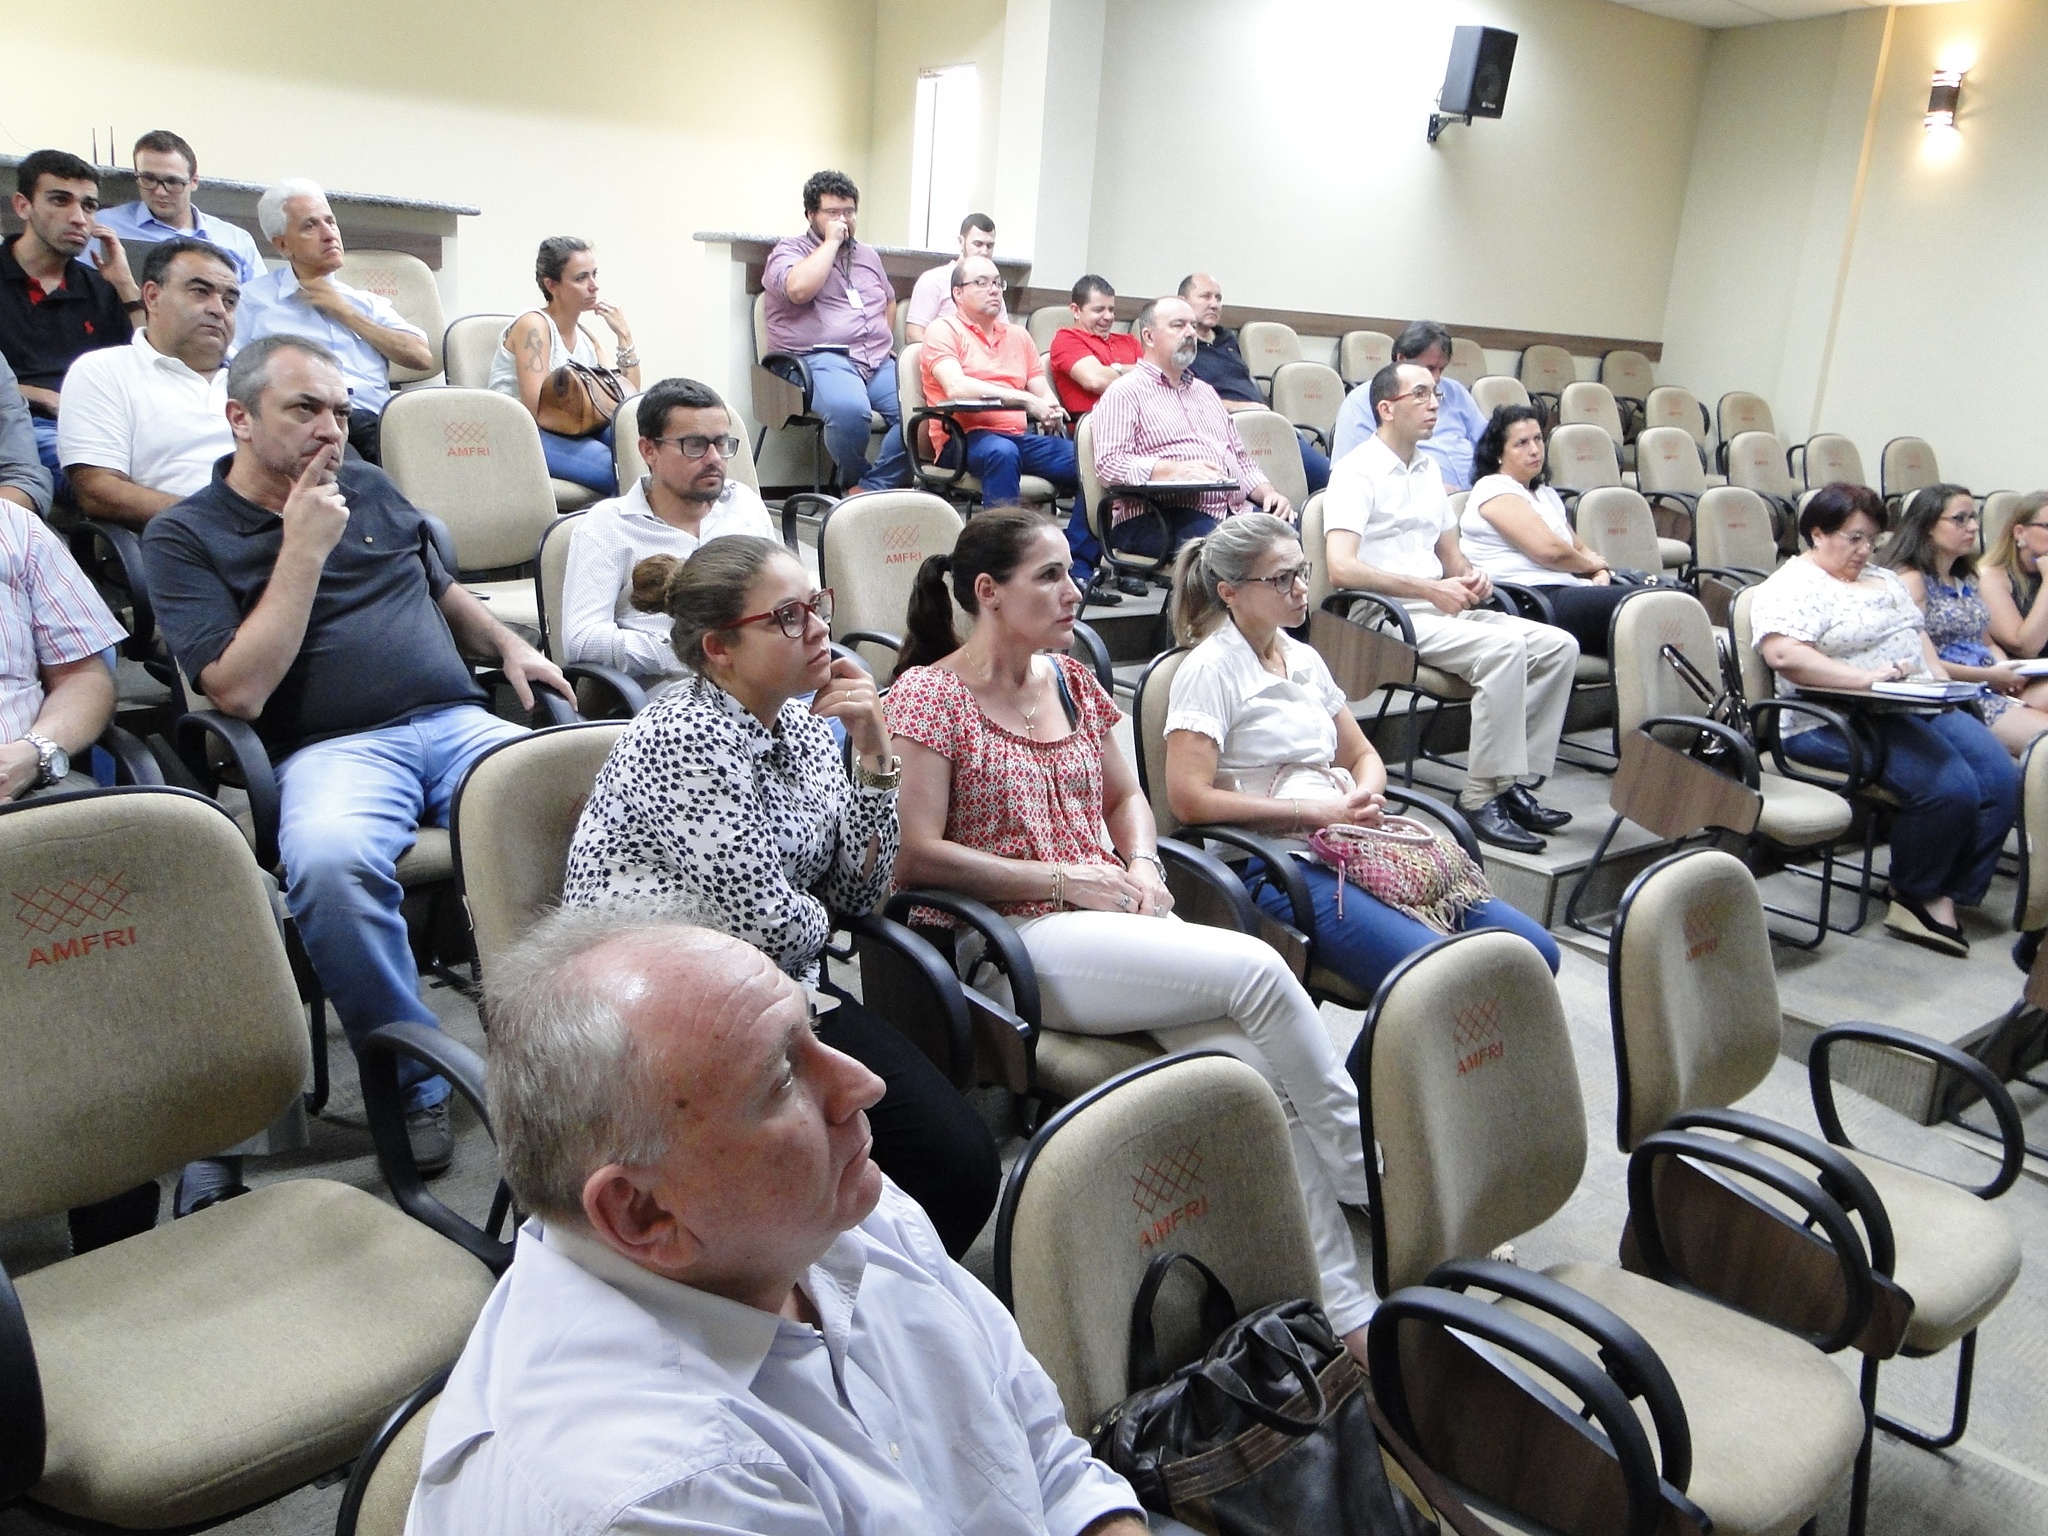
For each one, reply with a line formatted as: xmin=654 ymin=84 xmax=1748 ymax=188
xmin=24 ymin=732 xmax=68 ymax=788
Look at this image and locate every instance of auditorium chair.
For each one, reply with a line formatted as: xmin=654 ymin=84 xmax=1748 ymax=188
xmin=1644 ymin=384 xmax=1716 ymax=469
xmin=1235 ymin=320 xmax=1301 ymax=398
xmin=1546 ymin=422 xmax=1631 ymax=514
xmin=334 ymin=1371 xmax=445 ymax=1536
xmin=1518 ymin=343 xmax=1576 ymax=427
xmin=1469 ymin=374 xmax=1530 ymax=417
xmin=529 ymin=512 xmax=656 ymax=719
xmin=1268 ymin=359 xmax=1343 ymax=451
xmin=1573 ymin=486 xmax=1692 ymax=583
xmin=1078 ymin=411 xmax=1223 ymax=596
xmin=440 ymin=313 xmax=510 ymax=389
xmin=1445 ymin=336 xmax=1487 ymax=391
xmin=1715 ymin=391 xmax=1775 ymax=473
xmin=610 ymin=389 xmax=829 ymax=553
xmin=749 ymin=293 xmax=885 ymax=494
xmin=1691 ymin=486 xmax=1782 ymax=622
xmin=1881 ymin=436 xmax=1941 ymax=517
xmin=1351 ymin=929 xmax=1872 ymax=1536
xmin=1634 ymin=424 xmax=1714 ymax=544
xmin=1230 ymin=407 xmax=1312 ymax=509
xmin=1609 ymin=847 xmax=2024 ymax=1501
xmin=1026 ymin=305 xmax=1066 ymax=351
xmin=336 ymin=250 xmax=446 ymax=386
xmin=1723 ymin=430 xmax=1801 ymax=537
xmin=1560 ymin=379 xmax=1633 ymax=471
xmin=896 ymin=342 xmax=1062 ymax=516
xmin=1790 ymin=431 xmax=1869 ymax=491
xmin=0 ymin=787 xmax=499 ymax=1530
xmin=1338 ymin=328 xmax=1394 ymax=387
xmin=1601 ymin=348 xmax=1656 ymax=437
xmin=815 ymin=489 xmax=963 ymax=675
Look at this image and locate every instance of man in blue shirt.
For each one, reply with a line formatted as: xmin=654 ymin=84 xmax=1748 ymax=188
xmin=1332 ymin=320 xmax=1488 ymax=490
xmin=90 ymin=131 xmax=265 ymax=284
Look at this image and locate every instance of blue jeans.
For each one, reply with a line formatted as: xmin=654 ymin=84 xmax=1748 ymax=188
xmin=1300 ymin=435 xmax=1331 ymax=494
xmin=541 ymin=422 xmax=617 ymax=493
xmin=806 ymin=352 xmax=910 ymax=491
xmin=959 ymin=429 xmax=1077 ymax=504
xmin=1110 ymin=504 xmax=1218 ymax=566
xmin=1247 ymin=859 xmax=1559 ymax=999
xmin=1785 ymin=709 xmax=2017 ymax=905
xmin=32 ymin=416 xmax=67 ymax=502
xmin=275 ymin=704 xmax=528 ymax=1110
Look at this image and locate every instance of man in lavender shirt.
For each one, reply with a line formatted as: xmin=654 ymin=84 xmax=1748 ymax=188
xmin=761 ymin=171 xmax=910 ymax=493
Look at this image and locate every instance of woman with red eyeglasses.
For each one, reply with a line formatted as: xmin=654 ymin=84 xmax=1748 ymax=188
xmin=560 ymin=534 xmax=1000 ymax=1255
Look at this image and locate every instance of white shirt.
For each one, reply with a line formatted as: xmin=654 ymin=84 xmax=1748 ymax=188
xmin=1460 ymin=474 xmax=1590 ymax=588
xmin=1321 ymin=434 xmax=1457 ymax=606
xmin=560 ymin=476 xmax=776 ymax=681
xmin=903 ymin=261 xmax=1007 ymax=333
xmin=56 ymin=331 xmax=233 ymax=497
xmin=231 ymin=266 xmax=425 ymax=414
xmin=407 ymin=1186 xmax=1139 ymax=1536
xmin=1166 ymin=620 xmax=1346 ymax=799
xmin=1748 ymin=556 xmax=1930 ymax=736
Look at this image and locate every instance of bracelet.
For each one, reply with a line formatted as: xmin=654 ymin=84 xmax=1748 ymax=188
xmin=1128 ymin=851 xmax=1164 ymax=877
xmin=614 ymin=349 xmax=640 ymax=368
xmin=1050 ymin=865 xmax=1065 ymax=909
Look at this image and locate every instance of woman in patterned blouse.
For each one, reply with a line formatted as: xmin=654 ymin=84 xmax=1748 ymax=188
xmin=560 ymin=535 xmax=999 ymax=1254
xmin=888 ymin=508 xmax=1378 ymax=1363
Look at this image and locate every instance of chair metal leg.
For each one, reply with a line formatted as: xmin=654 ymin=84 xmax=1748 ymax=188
xmin=1849 ymin=1354 xmax=1878 ymax=1536
xmin=1876 ymin=1330 xmax=1977 ymax=1452
xmin=1563 ymin=814 xmax=1626 ymax=937
xmin=305 ymin=989 xmax=330 ymax=1117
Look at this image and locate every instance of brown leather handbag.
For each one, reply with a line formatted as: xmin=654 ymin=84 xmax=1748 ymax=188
xmin=536 ymin=359 xmax=627 ymax=437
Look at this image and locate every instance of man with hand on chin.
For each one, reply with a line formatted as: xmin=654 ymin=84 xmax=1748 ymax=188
xmin=408 ymin=909 xmax=1148 ymax=1536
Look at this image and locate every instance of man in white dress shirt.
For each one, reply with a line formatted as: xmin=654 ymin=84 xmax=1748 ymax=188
xmin=902 ymin=213 xmax=1004 ymax=344
xmin=409 ymin=907 xmax=1147 ymax=1536
xmin=1322 ymin=361 xmax=1577 ymax=853
xmin=60 ymin=237 xmax=240 ymax=527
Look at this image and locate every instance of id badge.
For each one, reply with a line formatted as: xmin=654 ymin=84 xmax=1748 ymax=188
xmin=845 ymin=284 xmax=865 ymax=310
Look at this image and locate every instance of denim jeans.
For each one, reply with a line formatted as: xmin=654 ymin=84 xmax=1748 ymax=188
xmin=31 ymin=416 xmax=66 ymax=502
xmin=958 ymin=429 xmax=1078 ymax=504
xmin=1784 ymin=709 xmax=2017 ymax=905
xmin=541 ymin=422 xmax=617 ymax=493
xmin=275 ymin=704 xmax=528 ymax=1110
xmin=806 ymin=352 xmax=910 ymax=490
xmin=1108 ymin=504 xmax=1218 ymax=567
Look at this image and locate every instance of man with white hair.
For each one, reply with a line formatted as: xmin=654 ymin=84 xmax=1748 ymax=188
xmin=231 ymin=178 xmax=430 ymax=462
xmin=409 ymin=907 xmax=1148 ymax=1536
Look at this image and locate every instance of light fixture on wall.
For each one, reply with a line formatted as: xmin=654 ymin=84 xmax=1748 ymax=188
xmin=1925 ymin=68 xmax=1963 ymax=131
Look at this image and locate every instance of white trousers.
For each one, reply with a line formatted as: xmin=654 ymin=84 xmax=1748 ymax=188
xmin=1012 ymin=910 xmax=1375 ymax=1334
xmin=1406 ymin=607 xmax=1579 ymax=785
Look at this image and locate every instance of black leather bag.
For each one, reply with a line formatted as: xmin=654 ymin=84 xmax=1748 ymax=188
xmin=1090 ymin=1253 xmax=1458 ymax=1536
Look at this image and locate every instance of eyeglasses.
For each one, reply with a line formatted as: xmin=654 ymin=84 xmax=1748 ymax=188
xmin=1396 ymin=386 xmax=1443 ymax=405
xmin=650 ymin=433 xmax=740 ymax=460
xmin=1822 ymin=529 xmax=1879 ymax=550
xmin=2020 ymin=521 xmax=2048 ymax=536
xmin=957 ymin=276 xmax=1007 ymax=292
xmin=1939 ymin=512 xmax=1980 ymax=526
xmin=716 ymin=589 xmax=834 ymax=639
xmin=135 ymin=173 xmax=191 ymax=192
xmin=1243 ymin=564 xmax=1311 ymax=593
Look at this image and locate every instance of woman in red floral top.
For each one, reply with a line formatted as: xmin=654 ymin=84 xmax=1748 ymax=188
xmin=888 ymin=508 xmax=1377 ymax=1358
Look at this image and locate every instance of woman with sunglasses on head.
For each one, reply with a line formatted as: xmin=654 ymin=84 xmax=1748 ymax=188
xmin=560 ymin=535 xmax=1000 ymax=1255
xmin=1164 ymin=514 xmax=1559 ymax=996
xmin=888 ymin=507 xmax=1378 ymax=1366
xmin=1885 ymin=483 xmax=2048 ymax=756
xmin=1977 ymin=490 xmax=2048 ymax=660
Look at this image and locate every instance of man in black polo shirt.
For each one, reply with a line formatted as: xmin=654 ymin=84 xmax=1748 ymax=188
xmin=143 ymin=335 xmax=571 ymax=1180
xmin=1 ymin=150 xmax=140 ymax=489
xmin=1177 ymin=272 xmax=1329 ymax=494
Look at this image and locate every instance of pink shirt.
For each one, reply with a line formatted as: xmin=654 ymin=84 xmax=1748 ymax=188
xmin=1090 ymin=362 xmax=1267 ymax=526
xmin=761 ymin=233 xmax=895 ymax=376
xmin=918 ymin=314 xmax=1042 ymax=453
xmin=0 ymin=502 xmax=126 ymax=740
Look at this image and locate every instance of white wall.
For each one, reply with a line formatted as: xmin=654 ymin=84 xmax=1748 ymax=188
xmin=864 ymin=0 xmax=1010 ymax=249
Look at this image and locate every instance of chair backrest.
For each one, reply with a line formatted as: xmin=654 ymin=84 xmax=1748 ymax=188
xmin=1027 ymin=305 xmax=1067 ymax=351
xmin=894 ymin=340 xmax=947 ymax=482
xmin=1471 ymin=375 xmax=1530 ymax=417
xmin=1231 ymin=409 xmax=1310 ymax=508
xmin=1717 ymin=390 xmax=1774 ymax=445
xmin=612 ymin=392 xmax=761 ymax=495
xmin=1560 ymin=381 xmax=1624 ymax=447
xmin=443 ymin=313 xmax=513 ymax=389
xmin=1519 ymin=344 xmax=1576 ymax=400
xmin=451 ymin=723 xmax=630 ymax=978
xmin=1357 ymin=930 xmax=1587 ymax=1294
xmin=1882 ymin=436 xmax=1939 ymax=501
xmin=1634 ymin=426 xmax=1708 ymax=498
xmin=751 ymin=291 xmax=773 ymax=362
xmin=1575 ymin=488 xmax=1664 ymax=580
xmin=1600 ymin=349 xmax=1655 ymax=403
xmin=1445 ymin=337 xmax=1487 ymax=390
xmin=1609 ymin=588 xmax=1719 ymax=737
xmin=1694 ymin=486 xmax=1778 ymax=573
xmin=1547 ymin=424 xmax=1622 ymax=493
xmin=1982 ymin=490 xmax=2021 ymax=558
xmin=1730 ymin=583 xmax=1772 ymax=704
xmin=1075 ymin=412 xmax=1112 ymax=549
xmin=998 ymin=1053 xmax=1324 ymax=1430
xmin=1236 ymin=321 xmax=1301 ymax=387
xmin=1301 ymin=491 xmax=1335 ymax=610
xmin=0 ymin=788 xmax=308 ymax=1221
xmin=816 ymin=491 xmax=964 ymax=671
xmin=381 ymin=388 xmax=559 ymax=573
xmin=1131 ymin=648 xmax=1191 ymax=832
xmin=534 ymin=510 xmax=584 ymax=665
xmin=2019 ymin=734 xmax=2048 ymax=931
xmin=1339 ymin=329 xmax=1393 ymax=386
xmin=337 ymin=251 xmax=446 ymax=383
xmin=1802 ymin=433 xmax=1866 ymax=490
xmin=1610 ymin=849 xmax=1781 ymax=1152
xmin=1644 ymin=385 xmax=1711 ymax=457
xmin=1725 ymin=431 xmax=1797 ymax=500
xmin=1269 ymin=361 xmax=1344 ymax=443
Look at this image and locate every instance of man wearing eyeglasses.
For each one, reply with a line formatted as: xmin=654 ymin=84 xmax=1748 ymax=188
xmin=91 ymin=131 xmax=265 ymax=285
xmin=561 ymin=377 xmax=774 ymax=693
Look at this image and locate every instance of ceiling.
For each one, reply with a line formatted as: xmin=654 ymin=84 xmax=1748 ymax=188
xmin=1611 ymin=0 xmax=1961 ymax=27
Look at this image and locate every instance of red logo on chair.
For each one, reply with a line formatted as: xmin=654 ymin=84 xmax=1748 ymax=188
xmin=15 ymin=873 xmax=138 ymax=970
xmin=444 ymin=421 xmax=491 ymax=458
xmin=1452 ymin=997 xmax=1505 ymax=1076
xmin=881 ymin=523 xmax=924 ymax=566
xmin=359 ymin=268 xmax=399 ymax=299
xmin=1683 ymin=900 xmax=1725 ymax=962
xmin=1133 ymin=1139 xmax=1209 ymax=1251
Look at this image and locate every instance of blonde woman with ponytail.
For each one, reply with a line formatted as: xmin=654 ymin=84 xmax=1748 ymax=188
xmin=1164 ymin=514 xmax=1558 ymax=990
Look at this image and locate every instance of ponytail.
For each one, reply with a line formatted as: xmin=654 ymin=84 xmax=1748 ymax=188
xmin=1170 ymin=536 xmax=1222 ymax=647
xmin=892 ymin=506 xmax=1061 ymax=678
xmin=895 ymin=552 xmax=960 ymax=677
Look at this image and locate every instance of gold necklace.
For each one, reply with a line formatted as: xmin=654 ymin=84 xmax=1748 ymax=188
xmin=976 ymin=652 xmax=1043 ymax=735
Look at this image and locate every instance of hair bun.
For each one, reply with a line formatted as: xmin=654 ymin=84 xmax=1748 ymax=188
xmin=628 ymin=553 xmax=682 ymax=613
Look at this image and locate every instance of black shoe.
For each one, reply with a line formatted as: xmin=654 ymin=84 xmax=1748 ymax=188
xmin=406 ymin=1100 xmax=455 ymax=1178
xmin=1470 ymin=796 xmax=1546 ymax=853
xmin=1503 ymin=783 xmax=1572 ymax=833
xmin=1084 ymin=583 xmax=1123 ymax=606
xmin=2014 ymin=929 xmax=2042 ymax=974
xmin=1117 ymin=575 xmax=1150 ymax=596
xmin=1884 ymin=897 xmax=1968 ymax=958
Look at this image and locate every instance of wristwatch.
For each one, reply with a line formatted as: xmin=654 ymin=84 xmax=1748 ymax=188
xmin=852 ymin=753 xmax=902 ymax=791
xmin=24 ymin=732 xmax=68 ymax=788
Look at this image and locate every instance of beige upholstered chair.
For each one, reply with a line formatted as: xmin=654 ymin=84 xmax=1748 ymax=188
xmin=1338 ymin=328 xmax=1394 ymax=387
xmin=1518 ymin=343 xmax=1576 ymax=423
xmin=994 ymin=1053 xmax=1323 ymax=1432
xmin=1980 ymin=489 xmax=2021 ymax=559
xmin=1560 ymin=380 xmax=1630 ymax=470
xmin=440 ymin=313 xmax=511 ymax=389
xmin=1645 ymin=385 xmax=1715 ymax=467
xmin=2015 ymin=734 xmax=2048 ymax=940
xmin=381 ymin=387 xmax=560 ymax=637
xmin=1469 ymin=374 xmax=1530 ymax=417
xmin=529 ymin=513 xmax=649 ymax=718
xmin=1235 ymin=320 xmax=1301 ymax=396
xmin=1716 ymin=391 xmax=1775 ymax=471
xmin=1354 ymin=929 xmax=1869 ymax=1536
xmin=1026 ymin=305 xmax=1067 ymax=351
xmin=1725 ymin=431 xmax=1799 ymax=503
xmin=815 ymin=490 xmax=964 ymax=674
xmin=0 ymin=789 xmax=496 ymax=1529
xmin=335 ymin=1375 xmax=443 ymax=1536
xmin=1635 ymin=424 xmax=1715 ymax=540
xmin=1694 ymin=486 xmax=1779 ymax=577
xmin=1574 ymin=487 xmax=1690 ymax=577
xmin=337 ymin=251 xmax=446 ymax=384
xmin=1231 ymin=408 xmax=1310 ymax=509
xmin=1546 ymin=422 xmax=1624 ymax=506
xmin=1445 ymin=336 xmax=1487 ymax=391
xmin=896 ymin=342 xmax=1060 ymax=514
xmin=1793 ymin=432 xmax=1868 ymax=490
xmin=1268 ymin=360 xmax=1344 ymax=451
xmin=1881 ymin=436 xmax=1940 ymax=513
xmin=1601 ymin=348 xmax=1656 ymax=414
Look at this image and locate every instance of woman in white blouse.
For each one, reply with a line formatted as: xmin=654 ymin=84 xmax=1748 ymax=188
xmin=1163 ymin=513 xmax=1558 ymax=997
xmin=559 ymin=535 xmax=999 ymax=1252
xmin=1750 ymin=482 xmax=2016 ymax=957
xmin=1461 ymin=404 xmax=1633 ymax=656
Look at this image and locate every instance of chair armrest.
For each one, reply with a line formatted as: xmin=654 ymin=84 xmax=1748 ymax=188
xmin=1069 ymin=620 xmax=1114 ymax=695
xmin=175 ymin=708 xmax=282 ymax=870
xmin=1809 ymin=1022 xmax=2026 ymax=1200
xmin=561 ymin=662 xmax=648 ymax=718
xmin=780 ymin=490 xmax=838 ymax=553
xmin=1639 ymin=713 xmax=1763 ymax=789
xmin=473 ymin=668 xmax=581 ymax=728
xmin=0 ymin=1259 xmax=45 ymax=1504
xmin=1746 ymin=698 xmax=1879 ymax=789
xmin=1320 ymin=588 xmax=1420 ymax=646
xmin=839 ymin=629 xmax=902 ymax=660
xmin=907 ymin=408 xmax=974 ymax=489
xmin=83 ymin=519 xmax=157 ymax=657
xmin=1157 ymin=835 xmax=1259 ymax=933
xmin=1643 ymin=489 xmax=1699 ymax=517
xmin=1180 ymin=825 xmax=1314 ymax=933
xmin=357 ymin=1021 xmax=515 ymax=1275
xmin=760 ymin=351 xmax=817 ymax=411
xmin=1295 ymin=424 xmax=1329 ymax=452
xmin=884 ymin=888 xmax=1042 ymax=1028
xmin=843 ymin=912 xmax=976 ymax=1088
xmin=1382 ymin=785 xmax=1484 ymax=860
xmin=334 ymin=1365 xmax=451 ymax=1536
xmin=95 ymin=723 xmax=163 ymax=786
xmin=1489 ymin=580 xmax=1555 ymax=626
xmin=1689 ymin=564 xmax=1770 ymax=589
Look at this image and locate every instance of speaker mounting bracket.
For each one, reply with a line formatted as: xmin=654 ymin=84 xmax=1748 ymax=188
xmin=1427 ymin=112 xmax=1472 ymax=145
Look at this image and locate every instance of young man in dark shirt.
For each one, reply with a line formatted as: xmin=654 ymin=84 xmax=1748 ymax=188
xmin=1177 ymin=272 xmax=1330 ymax=494
xmin=143 ymin=335 xmax=570 ymax=1177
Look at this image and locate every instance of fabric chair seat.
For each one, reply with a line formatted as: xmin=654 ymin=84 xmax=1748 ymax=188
xmin=915 ymin=467 xmax=1059 ymax=505
xmin=1030 ymin=1028 xmax=1165 ymax=1103
xmin=461 ymin=579 xmax=540 ymax=639
xmin=1841 ymin=1151 xmax=2021 ymax=1354
xmin=550 ymin=480 xmax=600 ymax=512
xmin=396 ymin=826 xmax=455 ymax=886
xmin=17 ymin=1180 xmax=495 ymax=1528
xmin=1574 ymin=654 xmax=1611 ymax=684
xmin=1529 ymin=1262 xmax=1864 ymax=1536
xmin=1308 ymin=964 xmax=1371 ymax=1007
xmin=1412 ymin=666 xmax=1475 ymax=701
xmin=1755 ymin=773 xmax=1853 ymax=847
xmin=1658 ymin=537 xmax=1691 ymax=569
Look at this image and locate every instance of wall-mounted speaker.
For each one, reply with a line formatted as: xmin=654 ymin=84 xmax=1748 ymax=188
xmin=1440 ymin=25 xmax=1517 ymax=118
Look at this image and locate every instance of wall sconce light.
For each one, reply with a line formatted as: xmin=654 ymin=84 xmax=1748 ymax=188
xmin=1925 ymin=68 xmax=1963 ymax=130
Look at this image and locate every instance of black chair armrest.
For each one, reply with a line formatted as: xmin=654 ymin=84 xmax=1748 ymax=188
xmin=1421 ymin=1257 xmax=1693 ymax=1496
xmin=0 ymin=1258 xmax=45 ymax=1504
xmin=839 ymin=629 xmax=902 ymax=659
xmin=780 ymin=491 xmax=838 ymax=554
xmin=907 ymin=408 xmax=976 ymax=491
xmin=842 ymin=912 xmax=976 ymax=1088
xmin=561 ymin=662 xmax=648 ymax=719
xmin=1643 ymin=489 xmax=1699 ymax=518
xmin=358 ymin=1020 xmax=515 ymax=1274
xmin=1069 ymin=619 xmax=1114 ymax=695
xmin=884 ymin=888 xmax=1043 ymax=1028
xmin=95 ymin=723 xmax=163 ymax=786
xmin=175 ymin=708 xmax=282 ymax=869
xmin=1689 ymin=564 xmax=1770 ymax=589
xmin=1321 ymin=588 xmax=1419 ymax=646
xmin=83 ymin=519 xmax=157 ymax=657
xmin=334 ymin=1365 xmax=451 ymax=1536
xmin=760 ymin=351 xmax=817 ymax=413
xmin=1295 ymin=424 xmax=1329 ymax=452
xmin=1382 ymin=785 xmax=1484 ymax=861
xmin=1180 ymin=823 xmax=1314 ymax=928
xmin=1156 ymin=835 xmax=1259 ymax=932
xmin=1489 ymin=580 xmax=1556 ymax=626
xmin=1747 ymin=698 xmax=1880 ymax=789
xmin=473 ymin=668 xmax=581 ymax=728
xmin=1809 ymin=1022 xmax=2026 ymax=1200
xmin=1639 ymin=713 xmax=1763 ymax=789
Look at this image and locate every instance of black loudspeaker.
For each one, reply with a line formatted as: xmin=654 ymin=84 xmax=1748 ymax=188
xmin=1439 ymin=25 xmax=1517 ymax=119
